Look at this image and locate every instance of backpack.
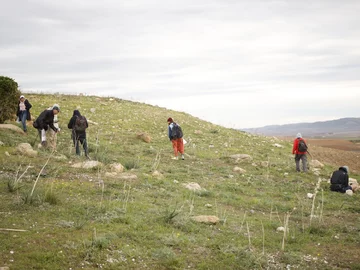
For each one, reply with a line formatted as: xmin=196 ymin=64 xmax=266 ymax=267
xmin=74 ymin=115 xmax=87 ymax=132
xmin=171 ymin=123 xmax=183 ymax=139
xmin=298 ymin=139 xmax=308 ymax=152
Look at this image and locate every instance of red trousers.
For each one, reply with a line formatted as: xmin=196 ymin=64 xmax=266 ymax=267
xmin=171 ymin=138 xmax=184 ymax=156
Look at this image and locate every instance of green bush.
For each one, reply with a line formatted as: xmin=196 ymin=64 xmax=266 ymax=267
xmin=0 ymin=76 xmax=21 ymax=123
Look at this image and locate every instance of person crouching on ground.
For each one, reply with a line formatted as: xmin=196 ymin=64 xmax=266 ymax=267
xmin=16 ymin=95 xmax=32 ymax=133
xmin=292 ymin=133 xmax=308 ymax=172
xmin=68 ymin=110 xmax=89 ymax=158
xmin=330 ymin=166 xmax=357 ymax=194
xmin=167 ymin=117 xmax=185 ymax=160
xmin=33 ymin=105 xmax=60 ymax=147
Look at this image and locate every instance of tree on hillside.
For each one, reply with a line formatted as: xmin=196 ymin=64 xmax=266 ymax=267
xmin=0 ymin=76 xmax=21 ymax=123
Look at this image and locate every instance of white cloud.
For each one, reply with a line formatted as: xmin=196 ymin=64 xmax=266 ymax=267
xmin=1 ymin=0 xmax=360 ymax=128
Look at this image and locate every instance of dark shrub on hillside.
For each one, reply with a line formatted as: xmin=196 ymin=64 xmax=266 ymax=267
xmin=0 ymin=76 xmax=21 ymax=123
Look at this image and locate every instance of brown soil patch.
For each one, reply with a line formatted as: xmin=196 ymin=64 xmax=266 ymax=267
xmin=283 ymin=137 xmax=360 ymax=174
xmin=307 ymin=139 xmax=360 ymax=174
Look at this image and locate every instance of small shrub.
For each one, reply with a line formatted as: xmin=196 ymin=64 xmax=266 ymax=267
xmin=124 ymin=159 xmax=140 ymax=170
xmin=44 ymin=190 xmax=59 ymax=205
xmin=0 ymin=76 xmax=21 ymax=123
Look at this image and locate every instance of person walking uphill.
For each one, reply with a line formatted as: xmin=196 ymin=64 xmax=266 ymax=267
xmin=68 ymin=110 xmax=89 ymax=158
xmin=33 ymin=105 xmax=60 ymax=147
xmin=292 ymin=133 xmax=308 ymax=172
xmin=167 ymin=117 xmax=185 ymax=160
xmin=16 ymin=95 xmax=32 ymax=133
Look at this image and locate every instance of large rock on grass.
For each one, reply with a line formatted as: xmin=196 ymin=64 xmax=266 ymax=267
xmin=16 ymin=143 xmax=37 ymax=157
xmin=191 ymin=215 xmax=220 ymax=225
xmin=71 ymin=160 xmax=103 ymax=169
xmin=0 ymin=124 xmax=24 ymax=134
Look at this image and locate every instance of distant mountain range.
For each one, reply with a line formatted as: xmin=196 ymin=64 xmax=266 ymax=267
xmin=241 ymin=117 xmax=360 ymax=138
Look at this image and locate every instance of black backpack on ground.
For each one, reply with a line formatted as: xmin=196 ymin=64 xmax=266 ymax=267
xmin=171 ymin=123 xmax=183 ymax=139
xmin=74 ymin=115 xmax=87 ymax=132
xmin=298 ymin=139 xmax=308 ymax=152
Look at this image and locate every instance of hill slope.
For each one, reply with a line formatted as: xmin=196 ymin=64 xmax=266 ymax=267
xmin=1 ymin=93 xmax=360 ymax=269
xmin=242 ymin=117 xmax=360 ymax=138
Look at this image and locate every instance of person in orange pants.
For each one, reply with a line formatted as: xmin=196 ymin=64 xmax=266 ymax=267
xmin=167 ymin=117 xmax=185 ymax=160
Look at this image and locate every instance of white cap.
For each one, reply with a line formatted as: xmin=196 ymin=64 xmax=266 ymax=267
xmin=20 ymin=95 xmax=25 ymax=99
xmin=296 ymin=133 xmax=302 ymax=138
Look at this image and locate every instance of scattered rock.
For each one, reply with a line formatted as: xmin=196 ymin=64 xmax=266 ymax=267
xmin=105 ymin=172 xmax=118 ymax=178
xmin=260 ymin=161 xmax=269 ymax=167
xmin=0 ymin=141 xmax=4 ymax=146
xmin=183 ymin=182 xmax=204 ymax=191
xmin=0 ymin=124 xmax=24 ymax=134
xmin=137 ymin=133 xmax=151 ymax=143
xmin=307 ymin=193 xmax=314 ymax=199
xmin=229 ymin=154 xmax=252 ymax=163
xmin=194 ymin=130 xmax=202 ymax=135
xmin=90 ymin=108 xmax=96 ymax=113
xmin=273 ymin=143 xmax=283 ymax=148
xmin=346 ymin=190 xmax=353 ymax=196
xmin=310 ymin=160 xmax=324 ymax=168
xmin=5 ymin=152 xmax=10 ymax=157
xmin=205 ymin=204 xmax=212 ymax=208
xmin=16 ymin=143 xmax=37 ymax=157
xmin=233 ymin=166 xmax=246 ymax=174
xmin=118 ymin=173 xmax=138 ymax=181
xmin=192 ymin=215 xmax=219 ymax=225
xmin=87 ymin=119 xmax=98 ymax=125
xmin=152 ymin=170 xmax=163 ymax=179
xmin=349 ymin=178 xmax=358 ymax=185
xmin=276 ymin=227 xmax=286 ymax=232
xmin=109 ymin=163 xmax=125 ymax=173
xmin=71 ymin=160 xmax=103 ymax=169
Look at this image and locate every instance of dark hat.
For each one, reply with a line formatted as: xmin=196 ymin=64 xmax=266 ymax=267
xmin=167 ymin=117 xmax=173 ymax=122
xmin=53 ymin=105 xmax=60 ymax=112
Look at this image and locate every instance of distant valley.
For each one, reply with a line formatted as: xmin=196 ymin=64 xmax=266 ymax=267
xmin=241 ymin=117 xmax=360 ymax=138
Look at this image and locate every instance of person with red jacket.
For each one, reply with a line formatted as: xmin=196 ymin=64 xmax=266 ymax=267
xmin=292 ymin=133 xmax=308 ymax=172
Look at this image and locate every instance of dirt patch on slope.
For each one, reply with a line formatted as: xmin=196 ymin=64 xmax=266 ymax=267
xmin=307 ymin=139 xmax=360 ymax=174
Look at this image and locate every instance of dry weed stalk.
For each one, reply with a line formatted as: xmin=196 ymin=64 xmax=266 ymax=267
xmin=239 ymin=211 xmax=247 ymax=233
xmin=269 ymin=204 xmax=282 ymax=225
xmin=246 ymin=222 xmax=252 ymax=250
xmin=261 ymin=221 xmax=265 ymax=255
xmin=30 ymin=151 xmax=54 ymax=197
xmin=123 ymin=182 xmax=131 ymax=212
xmin=9 ymin=164 xmax=32 ymax=192
xmin=281 ymin=213 xmax=290 ymax=251
xmin=151 ymin=149 xmax=162 ymax=171
xmin=319 ymin=189 xmax=324 ymax=223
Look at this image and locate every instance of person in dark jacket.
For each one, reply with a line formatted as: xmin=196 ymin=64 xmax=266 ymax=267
xmin=67 ymin=110 xmax=89 ymax=158
xmin=330 ymin=166 xmax=354 ymax=193
xmin=167 ymin=117 xmax=185 ymax=160
xmin=16 ymin=95 xmax=32 ymax=132
xmin=292 ymin=133 xmax=308 ymax=172
xmin=33 ymin=105 xmax=60 ymax=147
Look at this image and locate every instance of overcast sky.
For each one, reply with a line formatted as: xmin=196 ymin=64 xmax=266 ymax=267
xmin=1 ymin=0 xmax=359 ymax=128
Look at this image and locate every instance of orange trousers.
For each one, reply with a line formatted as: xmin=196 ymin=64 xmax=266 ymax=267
xmin=171 ymin=138 xmax=184 ymax=156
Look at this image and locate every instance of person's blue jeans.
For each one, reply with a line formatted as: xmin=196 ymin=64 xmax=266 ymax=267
xmin=19 ymin=111 xmax=27 ymax=132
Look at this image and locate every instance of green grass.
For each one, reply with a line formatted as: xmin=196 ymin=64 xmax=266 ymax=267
xmin=0 ymin=93 xmax=360 ymax=269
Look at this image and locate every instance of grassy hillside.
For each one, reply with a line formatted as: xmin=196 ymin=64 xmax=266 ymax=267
xmin=1 ymin=93 xmax=360 ymax=270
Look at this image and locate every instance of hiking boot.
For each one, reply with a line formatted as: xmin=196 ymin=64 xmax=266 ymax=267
xmin=181 ymin=154 xmax=185 ymax=160
xmin=171 ymin=156 xmax=178 ymax=160
xmin=41 ymin=141 xmax=47 ymax=147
